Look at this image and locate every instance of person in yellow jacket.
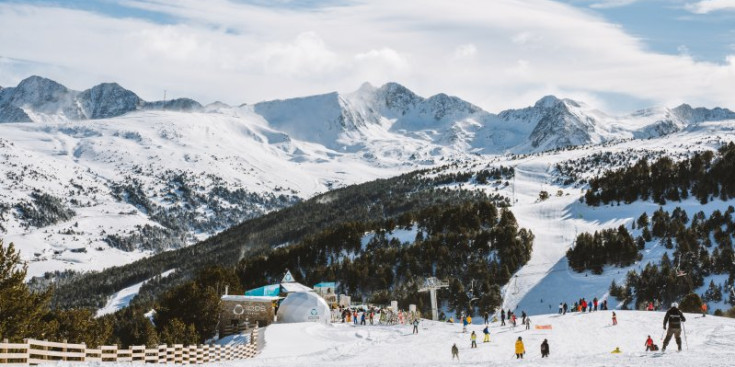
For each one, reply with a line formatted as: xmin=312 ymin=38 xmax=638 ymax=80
xmin=470 ymin=331 xmax=477 ymax=348
xmin=515 ymin=336 xmax=525 ymax=359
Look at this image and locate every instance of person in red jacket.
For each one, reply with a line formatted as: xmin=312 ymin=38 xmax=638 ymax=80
xmin=645 ymin=335 xmax=654 ymax=351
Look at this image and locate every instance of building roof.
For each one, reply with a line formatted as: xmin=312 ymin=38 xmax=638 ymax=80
xmin=280 ymin=282 xmax=313 ymax=293
xmin=221 ymin=295 xmax=281 ymax=302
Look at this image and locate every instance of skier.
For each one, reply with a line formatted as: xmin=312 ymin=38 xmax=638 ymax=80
xmin=521 ymin=311 xmax=527 ymax=324
xmin=360 ymin=311 xmax=366 ymax=325
xmin=483 ymin=325 xmax=490 ymax=343
xmin=451 ymin=343 xmax=459 ymax=361
xmin=701 ymin=303 xmax=708 ymax=317
xmin=563 ymin=302 xmax=568 ymax=315
xmin=612 ymin=311 xmax=617 ymax=326
xmin=593 ymin=297 xmax=598 ymax=311
xmin=501 ymin=309 xmax=506 ymax=326
xmin=647 ymin=301 xmax=654 ymax=311
xmin=645 ymin=335 xmax=655 ymax=351
xmin=559 ymin=302 xmax=563 ymax=314
xmin=462 ymin=314 xmax=468 ymax=333
xmin=515 ymin=337 xmax=525 ymax=359
xmin=525 ymin=317 xmax=531 ymax=330
xmin=540 ymin=339 xmax=549 ymax=358
xmin=483 ymin=311 xmax=489 ymax=324
xmin=412 ymin=318 xmax=420 ymax=334
xmin=470 ymin=331 xmax=477 ymax=348
xmin=511 ymin=313 xmax=517 ymax=327
xmin=662 ymin=302 xmax=686 ymax=352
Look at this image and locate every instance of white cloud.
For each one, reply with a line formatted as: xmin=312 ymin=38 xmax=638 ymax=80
xmin=0 ymin=0 xmax=733 ymax=111
xmin=589 ymin=0 xmax=638 ymax=9
xmin=453 ymin=44 xmax=478 ymax=59
xmin=685 ymin=0 xmax=735 ymax=14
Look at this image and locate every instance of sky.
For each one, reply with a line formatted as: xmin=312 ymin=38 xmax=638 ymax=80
xmin=0 ymin=0 xmax=734 ymax=113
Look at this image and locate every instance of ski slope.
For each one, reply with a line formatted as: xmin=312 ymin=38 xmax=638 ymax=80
xmin=484 ymin=124 xmax=735 ymax=316
xmin=96 ymin=269 xmax=176 ymax=317
xmin=228 ymin=311 xmax=735 ymax=366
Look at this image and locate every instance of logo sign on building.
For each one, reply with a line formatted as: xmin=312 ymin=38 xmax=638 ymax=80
xmin=307 ymin=308 xmax=320 ymax=321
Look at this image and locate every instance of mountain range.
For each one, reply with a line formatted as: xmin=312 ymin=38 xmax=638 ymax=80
xmin=1 ymin=75 xmax=735 ymax=280
xmin=3 ymin=76 xmax=735 ymax=153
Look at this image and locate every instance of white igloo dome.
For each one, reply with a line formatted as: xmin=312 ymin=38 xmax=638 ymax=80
xmin=277 ymin=291 xmax=331 ymax=324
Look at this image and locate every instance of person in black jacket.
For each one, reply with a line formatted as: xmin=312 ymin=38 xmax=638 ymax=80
xmin=540 ymin=339 xmax=550 ymax=358
xmin=662 ymin=302 xmax=686 ymax=351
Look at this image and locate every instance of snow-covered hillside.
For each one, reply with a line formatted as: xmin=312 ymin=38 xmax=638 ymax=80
xmin=435 ymin=119 xmax=735 ymax=317
xmin=230 ymin=311 xmax=735 ymax=366
xmin=2 ymin=75 xmax=735 ymax=286
xmin=0 ymin=109 xmax=422 ymax=278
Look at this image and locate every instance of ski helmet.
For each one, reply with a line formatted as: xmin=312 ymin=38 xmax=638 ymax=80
xmin=671 ymin=302 xmax=679 ymax=308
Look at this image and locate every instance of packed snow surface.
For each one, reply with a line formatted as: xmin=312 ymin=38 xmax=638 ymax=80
xmin=225 ymin=311 xmax=735 ymax=366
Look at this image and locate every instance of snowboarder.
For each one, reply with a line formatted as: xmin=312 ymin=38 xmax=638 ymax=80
xmin=612 ymin=311 xmax=617 ymax=326
xmin=540 ymin=339 xmax=549 ymax=358
xmin=451 ymin=343 xmax=459 ymax=361
xmin=662 ymin=302 xmax=686 ymax=352
xmin=645 ymin=335 xmax=656 ymax=351
xmin=501 ymin=309 xmax=506 ymax=326
xmin=483 ymin=326 xmax=490 ymax=343
xmin=471 ymin=331 xmax=477 ymax=348
xmin=701 ymin=303 xmax=708 ymax=317
xmin=412 ymin=318 xmax=420 ymax=334
xmin=525 ymin=317 xmax=531 ymax=330
xmin=515 ymin=337 xmax=525 ymax=359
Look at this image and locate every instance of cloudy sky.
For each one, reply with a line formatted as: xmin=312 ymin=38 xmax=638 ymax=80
xmin=0 ymin=0 xmax=733 ymax=113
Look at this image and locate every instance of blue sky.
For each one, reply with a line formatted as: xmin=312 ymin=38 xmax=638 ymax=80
xmin=562 ymin=0 xmax=735 ymax=63
xmin=0 ymin=0 xmax=733 ymax=112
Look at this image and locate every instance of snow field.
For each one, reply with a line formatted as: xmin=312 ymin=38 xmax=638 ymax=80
xmin=227 ymin=310 xmax=735 ymax=366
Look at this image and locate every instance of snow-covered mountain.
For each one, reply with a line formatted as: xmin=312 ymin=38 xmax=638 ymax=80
xmin=2 ymin=75 xmax=735 ymax=280
xmin=0 ymin=75 xmax=202 ymax=123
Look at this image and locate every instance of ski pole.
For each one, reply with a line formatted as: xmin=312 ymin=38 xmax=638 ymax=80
xmin=682 ymin=323 xmax=688 ymax=350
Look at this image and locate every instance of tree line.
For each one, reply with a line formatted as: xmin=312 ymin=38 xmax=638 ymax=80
xmin=585 ymin=142 xmax=735 ymax=206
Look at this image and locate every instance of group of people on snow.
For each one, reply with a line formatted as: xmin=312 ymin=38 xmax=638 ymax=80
xmin=336 ymin=306 xmax=419 ymax=327
xmin=557 ymin=297 xmax=608 ymax=315
xmin=449 ymin=301 xmax=688 ymax=361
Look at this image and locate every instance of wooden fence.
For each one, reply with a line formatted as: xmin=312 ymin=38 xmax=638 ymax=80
xmin=0 ymin=326 xmax=259 ymax=365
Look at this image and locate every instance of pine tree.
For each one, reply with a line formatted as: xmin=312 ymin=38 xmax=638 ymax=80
xmin=0 ymin=240 xmax=51 ymax=341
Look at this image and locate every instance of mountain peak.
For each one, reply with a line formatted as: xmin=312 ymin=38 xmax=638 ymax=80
xmin=356 ymin=81 xmax=377 ymax=94
xmin=79 ymin=82 xmax=141 ymax=119
xmin=534 ymin=95 xmax=562 ymax=109
xmin=376 ymin=82 xmax=422 ymax=112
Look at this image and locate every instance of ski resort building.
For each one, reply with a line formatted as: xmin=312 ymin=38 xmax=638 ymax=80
xmin=220 ymin=270 xmax=336 ymax=334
